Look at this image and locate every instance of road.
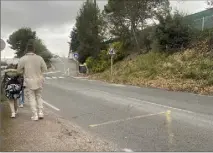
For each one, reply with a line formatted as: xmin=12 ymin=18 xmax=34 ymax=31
xmin=43 ymin=58 xmax=213 ymax=151
xmin=50 ymin=57 xmax=78 ymax=77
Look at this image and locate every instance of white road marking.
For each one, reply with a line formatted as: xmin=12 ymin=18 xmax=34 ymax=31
xmin=45 ymin=76 xmax=66 ymax=79
xmin=89 ymin=111 xmax=168 ymax=127
xmin=110 ymin=83 xmax=126 ymax=87
xmin=128 ymin=97 xmax=195 ymax=114
xmin=43 ymin=100 xmax=60 ymax=111
xmin=71 ymin=76 xmax=89 ymax=79
xmin=80 ymin=88 xmax=195 ymax=115
xmin=122 ymin=148 xmax=134 ymax=152
xmin=44 ymin=71 xmax=61 ymax=74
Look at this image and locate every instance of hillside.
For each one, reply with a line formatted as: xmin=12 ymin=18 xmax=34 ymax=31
xmin=90 ymin=40 xmax=213 ymax=95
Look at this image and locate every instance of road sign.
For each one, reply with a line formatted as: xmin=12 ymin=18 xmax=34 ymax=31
xmin=108 ymin=48 xmax=116 ymax=81
xmin=73 ymin=52 xmax=79 ymax=59
xmin=108 ymin=48 xmax=115 ymax=55
xmin=0 ymin=39 xmax=6 ymax=51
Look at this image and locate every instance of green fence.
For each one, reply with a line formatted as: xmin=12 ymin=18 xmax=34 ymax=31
xmin=185 ymin=8 xmax=213 ymax=31
xmin=193 ymin=15 xmax=213 ymax=30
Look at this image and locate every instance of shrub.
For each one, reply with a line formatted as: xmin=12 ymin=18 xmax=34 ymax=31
xmin=86 ymin=50 xmax=110 ymax=73
xmin=151 ymin=11 xmax=195 ymax=52
xmin=86 ymin=41 xmax=126 ymax=73
xmin=138 ymin=27 xmax=152 ymax=52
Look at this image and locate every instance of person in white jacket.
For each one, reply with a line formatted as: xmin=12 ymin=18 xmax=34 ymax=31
xmin=17 ymin=42 xmax=47 ymax=121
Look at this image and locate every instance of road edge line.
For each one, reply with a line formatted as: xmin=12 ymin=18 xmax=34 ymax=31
xmin=43 ymin=100 xmax=60 ymax=111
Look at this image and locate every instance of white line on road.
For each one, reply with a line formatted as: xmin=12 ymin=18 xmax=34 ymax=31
xmin=44 ymin=71 xmax=61 ymax=74
xmin=89 ymin=111 xmax=168 ymax=128
xmin=45 ymin=77 xmax=51 ymax=79
xmin=59 ymin=76 xmax=65 ymax=79
xmin=128 ymin=97 xmax=195 ymax=114
xmin=43 ymin=100 xmax=60 ymax=111
xmin=72 ymin=76 xmax=89 ymax=79
xmin=122 ymin=148 xmax=134 ymax=152
xmin=110 ymin=83 xmax=126 ymax=87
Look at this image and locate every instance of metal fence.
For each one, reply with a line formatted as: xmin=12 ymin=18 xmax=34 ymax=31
xmin=193 ymin=15 xmax=213 ymax=31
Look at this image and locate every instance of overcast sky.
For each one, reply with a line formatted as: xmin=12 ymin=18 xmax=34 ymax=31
xmin=1 ymin=0 xmax=208 ymax=58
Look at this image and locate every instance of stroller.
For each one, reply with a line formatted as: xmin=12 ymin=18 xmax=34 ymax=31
xmin=3 ymin=69 xmax=23 ymax=100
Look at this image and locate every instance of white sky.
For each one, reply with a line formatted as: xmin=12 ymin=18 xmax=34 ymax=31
xmin=1 ymin=0 xmax=208 ymax=59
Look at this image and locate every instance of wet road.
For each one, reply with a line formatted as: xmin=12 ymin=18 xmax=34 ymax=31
xmin=42 ymin=58 xmax=213 ymax=151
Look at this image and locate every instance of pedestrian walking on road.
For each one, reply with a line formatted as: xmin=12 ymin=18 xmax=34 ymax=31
xmin=3 ymin=64 xmax=23 ymax=118
xmin=17 ymin=41 xmax=47 ymax=121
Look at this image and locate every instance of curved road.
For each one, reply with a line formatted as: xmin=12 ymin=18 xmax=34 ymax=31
xmin=43 ymin=58 xmax=213 ymax=151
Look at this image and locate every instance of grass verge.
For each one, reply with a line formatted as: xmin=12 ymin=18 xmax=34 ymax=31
xmin=90 ymin=48 xmax=213 ymax=95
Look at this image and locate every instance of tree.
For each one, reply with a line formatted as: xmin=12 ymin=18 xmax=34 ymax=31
xmin=7 ymin=27 xmax=52 ymax=66
xmin=7 ymin=27 xmax=36 ymax=57
xmin=34 ymin=38 xmax=52 ymax=64
xmin=69 ymin=26 xmax=80 ymax=52
xmin=104 ymin=0 xmax=170 ymax=50
xmin=75 ymin=0 xmax=104 ymax=63
xmin=207 ymin=0 xmax=213 ymax=7
xmin=151 ymin=11 xmax=195 ymax=52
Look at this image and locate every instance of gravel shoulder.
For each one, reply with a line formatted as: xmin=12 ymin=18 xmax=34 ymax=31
xmin=0 ymin=102 xmax=116 ymax=152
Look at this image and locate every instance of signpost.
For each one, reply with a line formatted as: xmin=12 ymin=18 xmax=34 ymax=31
xmin=73 ymin=52 xmax=79 ymax=75
xmin=73 ymin=52 xmax=79 ymax=60
xmin=108 ymin=48 xmax=116 ymax=81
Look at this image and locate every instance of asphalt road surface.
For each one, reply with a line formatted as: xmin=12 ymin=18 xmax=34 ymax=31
xmin=42 ymin=58 xmax=213 ymax=152
xmin=50 ymin=57 xmax=78 ymax=77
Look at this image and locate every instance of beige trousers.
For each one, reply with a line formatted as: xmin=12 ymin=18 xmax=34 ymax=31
xmin=8 ymin=99 xmax=18 ymax=114
xmin=25 ymin=88 xmax=43 ymax=115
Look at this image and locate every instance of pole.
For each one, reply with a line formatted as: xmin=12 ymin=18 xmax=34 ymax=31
xmin=58 ymin=57 xmax=66 ymax=75
xmin=202 ymin=16 xmax=205 ymax=31
xmin=76 ymin=60 xmax=79 ymax=76
xmin=111 ymin=55 xmax=113 ymax=81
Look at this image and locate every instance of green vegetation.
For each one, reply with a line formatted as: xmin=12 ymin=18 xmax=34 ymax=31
xmin=86 ymin=42 xmax=125 ymax=73
xmin=91 ymin=37 xmax=213 ymax=95
xmin=69 ymin=0 xmax=105 ymax=63
xmin=7 ymin=27 xmax=52 ymax=66
xmin=70 ymin=0 xmax=213 ymax=94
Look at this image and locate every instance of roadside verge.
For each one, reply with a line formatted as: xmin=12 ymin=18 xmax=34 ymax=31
xmin=0 ymin=102 xmax=116 ymax=152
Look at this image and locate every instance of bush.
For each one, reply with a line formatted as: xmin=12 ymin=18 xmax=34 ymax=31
xmin=151 ymin=11 xmax=195 ymax=52
xmin=86 ymin=50 xmax=110 ymax=73
xmin=138 ymin=27 xmax=152 ymax=52
xmin=86 ymin=41 xmax=125 ymax=73
xmin=110 ymin=41 xmax=125 ymax=61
